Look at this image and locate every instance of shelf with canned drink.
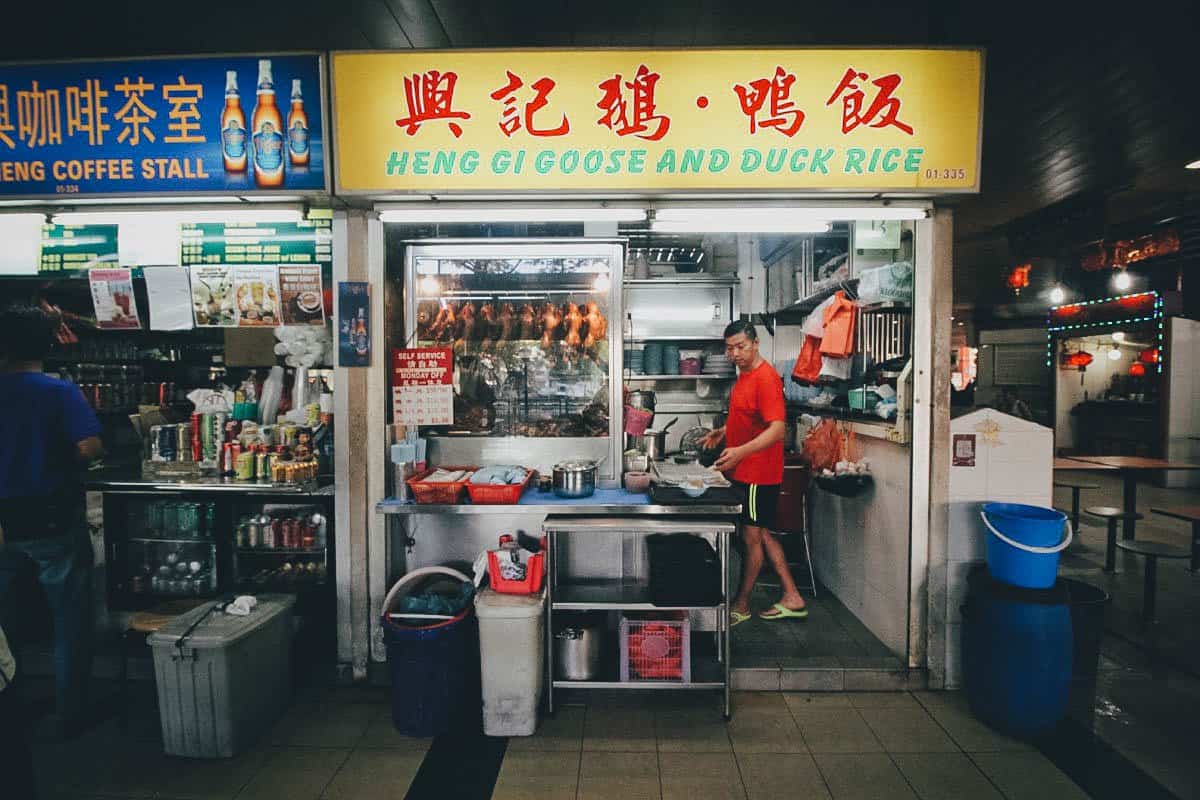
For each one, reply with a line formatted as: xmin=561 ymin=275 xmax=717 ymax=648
xmin=231 ymin=505 xmax=329 ymax=592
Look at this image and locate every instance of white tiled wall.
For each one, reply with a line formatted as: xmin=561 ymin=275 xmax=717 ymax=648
xmin=809 ymin=436 xmax=912 ymax=657
xmin=943 ymin=410 xmax=1053 ymax=688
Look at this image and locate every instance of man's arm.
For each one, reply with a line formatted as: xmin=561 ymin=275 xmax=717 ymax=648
xmin=77 ymin=436 xmax=104 ymax=464
xmin=712 ymin=420 xmax=784 ymax=472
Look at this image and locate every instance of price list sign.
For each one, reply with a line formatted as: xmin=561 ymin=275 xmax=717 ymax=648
xmin=38 ymin=224 xmax=119 ymax=273
xmin=180 ymin=216 xmax=332 ymax=268
xmin=391 ymin=348 xmax=453 ymax=426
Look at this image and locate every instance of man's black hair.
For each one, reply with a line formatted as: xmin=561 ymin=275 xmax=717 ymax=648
xmin=0 ymin=306 xmax=56 ymax=363
xmin=723 ymin=319 xmax=758 ymax=341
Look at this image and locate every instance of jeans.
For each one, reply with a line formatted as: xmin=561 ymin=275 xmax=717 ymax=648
xmin=0 ymin=530 xmax=94 ymax=724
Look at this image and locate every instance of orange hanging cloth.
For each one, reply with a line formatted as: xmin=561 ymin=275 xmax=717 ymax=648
xmin=792 ymin=335 xmax=824 ymax=385
xmin=819 ymin=291 xmax=857 ymax=358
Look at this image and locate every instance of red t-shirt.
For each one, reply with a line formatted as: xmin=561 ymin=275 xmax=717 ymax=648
xmin=725 ymin=360 xmax=785 ymax=485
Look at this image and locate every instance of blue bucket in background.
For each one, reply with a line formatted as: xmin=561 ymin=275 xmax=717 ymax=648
xmin=981 ymin=503 xmax=1072 ymax=589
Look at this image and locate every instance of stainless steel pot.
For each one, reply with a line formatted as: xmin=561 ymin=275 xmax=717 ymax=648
xmin=552 ymin=459 xmax=598 ymax=498
xmin=627 ymin=389 xmax=656 ymax=413
xmin=555 ymin=626 xmax=604 ymax=680
xmin=642 ymin=429 xmax=668 ymax=461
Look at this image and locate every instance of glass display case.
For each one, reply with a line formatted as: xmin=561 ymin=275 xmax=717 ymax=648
xmin=111 ymin=498 xmax=221 ymax=602
xmin=403 ymin=241 xmax=624 ymax=479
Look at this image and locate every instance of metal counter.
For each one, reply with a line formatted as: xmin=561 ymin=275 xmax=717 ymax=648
xmin=376 ymin=486 xmax=740 ymax=516
xmin=88 ymin=472 xmax=333 ymax=495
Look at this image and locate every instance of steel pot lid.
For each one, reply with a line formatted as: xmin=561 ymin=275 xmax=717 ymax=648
xmin=554 ymin=459 xmax=598 ymax=472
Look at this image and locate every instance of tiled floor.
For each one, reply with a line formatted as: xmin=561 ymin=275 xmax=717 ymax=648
xmin=1051 ymin=473 xmax=1200 ymax=800
xmin=27 ymin=687 xmax=1094 ymax=800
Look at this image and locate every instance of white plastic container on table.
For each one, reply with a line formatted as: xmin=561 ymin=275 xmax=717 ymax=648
xmin=148 ymin=594 xmax=295 ymax=758
xmin=474 ymin=587 xmax=545 ymax=737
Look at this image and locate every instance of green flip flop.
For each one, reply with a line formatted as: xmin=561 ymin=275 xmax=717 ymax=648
xmin=730 ymin=610 xmax=752 ymax=627
xmin=760 ymin=603 xmax=808 ymax=621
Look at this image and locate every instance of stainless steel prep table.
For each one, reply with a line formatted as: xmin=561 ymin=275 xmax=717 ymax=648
xmin=377 ymin=488 xmax=740 ymax=718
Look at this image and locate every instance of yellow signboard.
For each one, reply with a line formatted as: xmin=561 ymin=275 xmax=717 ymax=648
xmin=332 ymin=48 xmax=983 ymax=195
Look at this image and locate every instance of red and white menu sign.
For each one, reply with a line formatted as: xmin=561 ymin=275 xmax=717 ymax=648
xmin=391 ymin=348 xmax=453 ymax=426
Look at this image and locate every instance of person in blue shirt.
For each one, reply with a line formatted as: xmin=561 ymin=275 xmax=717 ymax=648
xmin=0 ymin=306 xmax=103 ymax=740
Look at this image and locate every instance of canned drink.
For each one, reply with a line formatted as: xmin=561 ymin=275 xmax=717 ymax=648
xmin=203 ymin=503 xmax=216 ymax=538
xmin=235 ymin=451 xmax=255 ymax=480
xmin=261 ymin=516 xmax=277 ymax=549
xmin=221 ymin=442 xmax=235 ymax=475
xmin=212 ymin=412 xmax=228 ymax=445
xmin=300 ymin=520 xmax=316 ymax=549
xmin=175 ymin=423 xmax=192 ymax=463
xmin=191 ymin=413 xmax=203 ymax=461
xmin=272 ymin=517 xmax=286 ymax=549
xmin=149 ymin=425 xmax=163 ymax=461
xmin=284 ymin=518 xmax=299 ymax=549
xmin=236 ymin=520 xmax=249 ymax=549
xmin=200 ymin=413 xmax=215 ymax=461
xmin=247 ymin=517 xmax=261 ymax=548
xmin=256 ymin=449 xmax=270 ymax=481
xmin=159 ymin=425 xmax=177 ymax=461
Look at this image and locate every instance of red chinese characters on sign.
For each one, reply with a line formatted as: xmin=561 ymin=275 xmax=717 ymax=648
xmin=733 ymin=66 xmax=805 ymax=137
xmin=489 ymin=71 xmax=569 ymax=138
xmin=395 ymin=70 xmax=471 ymax=139
xmin=826 ymin=67 xmax=914 ymax=135
xmin=596 ymin=64 xmax=670 ymax=141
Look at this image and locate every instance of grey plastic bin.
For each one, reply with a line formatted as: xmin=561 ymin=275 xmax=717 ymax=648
xmin=148 ymin=594 xmax=295 ymax=758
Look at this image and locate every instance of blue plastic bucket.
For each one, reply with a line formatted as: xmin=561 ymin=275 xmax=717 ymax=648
xmin=981 ymin=503 xmax=1072 ymax=589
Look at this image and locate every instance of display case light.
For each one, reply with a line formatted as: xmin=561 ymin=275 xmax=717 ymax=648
xmin=654 ymin=205 xmax=928 ymax=222
xmin=1049 ymin=285 xmax=1066 ymax=305
xmin=379 ymin=206 xmax=646 ymax=223
xmin=1113 ymin=270 xmax=1132 ymax=291
xmin=51 ymin=208 xmax=305 ymax=225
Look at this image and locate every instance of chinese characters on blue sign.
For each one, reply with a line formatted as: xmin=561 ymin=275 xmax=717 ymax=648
xmin=0 ymin=54 xmax=326 ymax=197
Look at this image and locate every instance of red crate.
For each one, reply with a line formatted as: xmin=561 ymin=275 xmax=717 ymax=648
xmin=620 ymin=614 xmax=691 ymax=682
xmin=464 ymin=469 xmax=534 ymax=505
xmin=406 ymin=466 xmax=476 ymax=505
xmin=486 ymin=550 xmax=545 ymax=594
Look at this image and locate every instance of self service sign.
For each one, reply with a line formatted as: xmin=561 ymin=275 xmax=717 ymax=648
xmin=0 ymin=53 xmax=328 ymax=198
xmin=332 ymin=48 xmax=983 ymax=194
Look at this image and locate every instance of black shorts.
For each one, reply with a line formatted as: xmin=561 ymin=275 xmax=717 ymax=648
xmin=731 ymin=481 xmax=780 ymax=531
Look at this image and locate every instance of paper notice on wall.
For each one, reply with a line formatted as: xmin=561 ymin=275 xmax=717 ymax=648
xmin=232 ymin=265 xmax=281 ymax=327
xmin=89 ymin=268 xmax=141 ymax=330
xmin=278 ymin=264 xmax=325 ymax=326
xmin=143 ymin=267 xmax=194 ymax=331
xmin=391 ymin=348 xmax=453 ymax=426
xmin=190 ymin=265 xmax=236 ymax=327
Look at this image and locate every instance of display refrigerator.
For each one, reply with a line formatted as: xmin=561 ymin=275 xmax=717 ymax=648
xmin=402 ymin=240 xmax=624 ymax=483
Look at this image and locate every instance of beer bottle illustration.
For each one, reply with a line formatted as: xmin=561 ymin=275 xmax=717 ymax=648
xmin=251 ymin=59 xmax=285 ymax=187
xmin=287 ymin=79 xmax=310 ymax=166
xmin=354 ymin=308 xmax=369 ymax=357
xmin=221 ymin=71 xmax=247 ymax=173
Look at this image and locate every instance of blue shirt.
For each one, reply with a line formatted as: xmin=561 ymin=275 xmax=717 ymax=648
xmin=0 ymin=372 xmax=101 ymax=500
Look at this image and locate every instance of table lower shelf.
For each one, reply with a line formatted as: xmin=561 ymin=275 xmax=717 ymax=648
xmin=552 ymin=653 xmax=725 ymax=690
xmin=552 ymin=578 xmax=724 ymax=611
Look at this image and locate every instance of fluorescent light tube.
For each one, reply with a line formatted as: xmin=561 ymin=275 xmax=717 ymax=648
xmin=654 ymin=206 xmax=927 ymax=223
xmin=51 ymin=208 xmax=304 ymax=225
xmin=652 ymin=219 xmax=831 ymax=234
xmin=379 ymin=207 xmax=646 ymax=223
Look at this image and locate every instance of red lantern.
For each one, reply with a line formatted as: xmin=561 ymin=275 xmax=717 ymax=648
xmin=1007 ymin=263 xmax=1031 ymax=293
xmin=1063 ymin=351 xmax=1094 ymax=369
xmin=1129 ymin=362 xmax=1147 ymax=377
xmin=1139 ymin=347 xmax=1160 ymax=365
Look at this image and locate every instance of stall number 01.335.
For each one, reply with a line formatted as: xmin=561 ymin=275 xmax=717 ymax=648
xmin=925 ymin=167 xmax=967 ymax=180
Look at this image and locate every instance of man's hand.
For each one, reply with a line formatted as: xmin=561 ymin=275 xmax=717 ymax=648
xmin=701 ymin=427 xmax=725 ymax=450
xmin=712 ymin=445 xmax=745 ymax=473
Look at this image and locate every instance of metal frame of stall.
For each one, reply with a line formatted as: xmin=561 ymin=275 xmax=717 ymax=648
xmin=353 ymin=199 xmax=955 ymax=690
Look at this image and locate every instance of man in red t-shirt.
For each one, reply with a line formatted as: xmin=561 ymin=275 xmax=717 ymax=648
xmin=703 ymin=321 xmax=807 ymax=624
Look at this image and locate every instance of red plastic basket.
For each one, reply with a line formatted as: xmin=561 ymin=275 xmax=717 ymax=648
xmin=620 ymin=614 xmax=691 ymax=682
xmin=486 ymin=550 xmax=545 ymax=594
xmin=464 ymin=469 xmax=535 ymax=505
xmin=406 ymin=466 xmax=476 ymax=505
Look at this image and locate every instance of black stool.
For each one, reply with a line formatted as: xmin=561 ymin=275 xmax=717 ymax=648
xmin=1054 ymin=479 xmax=1098 ymax=538
xmin=1085 ymin=506 xmax=1144 ymax=572
xmin=1115 ymin=540 xmax=1189 ymax=622
xmin=1150 ymin=506 xmax=1200 ymax=571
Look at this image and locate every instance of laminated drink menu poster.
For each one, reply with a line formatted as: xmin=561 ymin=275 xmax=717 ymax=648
xmin=232 ymin=265 xmax=281 ymax=327
xmin=338 ymin=282 xmax=370 ymax=366
xmin=278 ymin=264 xmax=325 ymax=326
xmin=391 ymin=348 xmax=453 ymax=426
xmin=89 ymin=268 xmax=141 ymax=330
xmin=190 ymin=265 xmax=236 ymax=327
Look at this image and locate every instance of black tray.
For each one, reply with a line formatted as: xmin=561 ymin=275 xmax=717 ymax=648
xmin=650 ymin=483 xmax=742 ymax=507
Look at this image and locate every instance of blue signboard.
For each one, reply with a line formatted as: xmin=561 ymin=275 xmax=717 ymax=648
xmin=0 ymin=53 xmax=326 ymax=198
